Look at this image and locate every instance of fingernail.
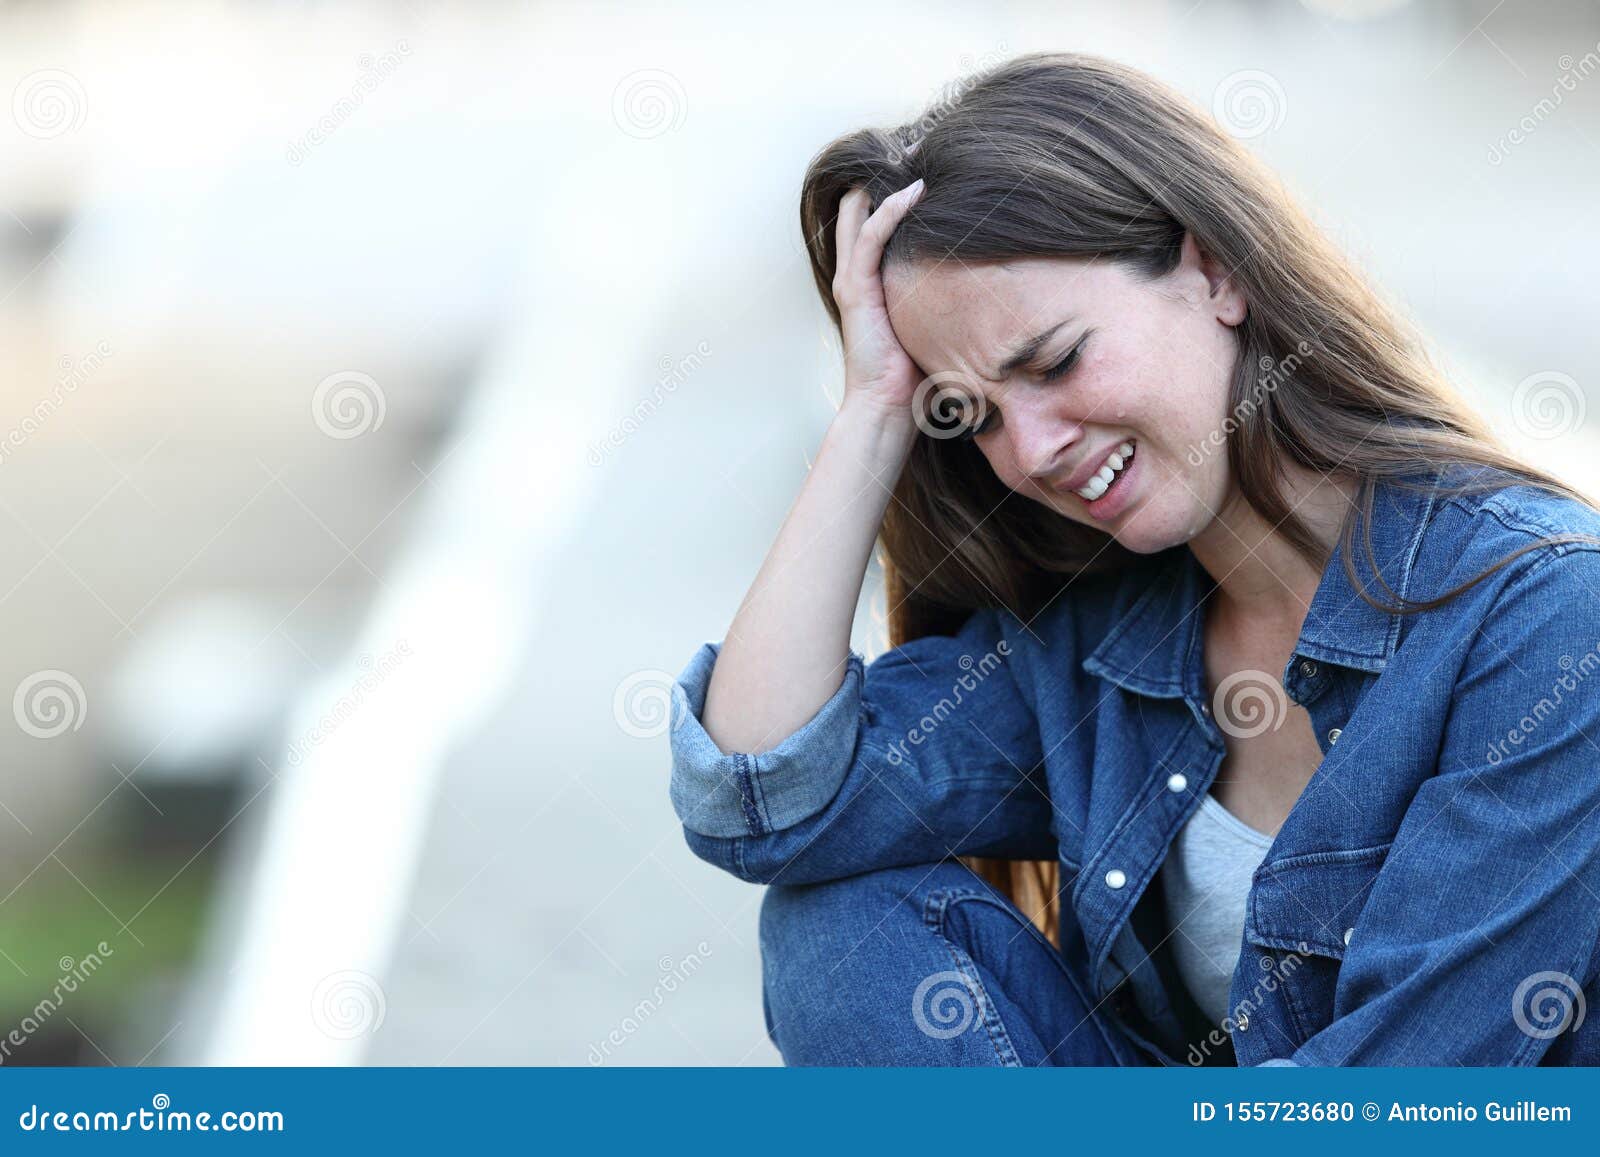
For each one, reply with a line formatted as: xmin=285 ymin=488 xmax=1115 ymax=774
xmin=908 ymin=178 xmax=925 ymax=196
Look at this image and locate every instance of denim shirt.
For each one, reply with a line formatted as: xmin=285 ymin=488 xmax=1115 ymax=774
xmin=667 ymin=472 xmax=1600 ymax=1066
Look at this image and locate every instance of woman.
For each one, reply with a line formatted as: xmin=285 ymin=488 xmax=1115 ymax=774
xmin=666 ymin=52 xmax=1600 ymax=1066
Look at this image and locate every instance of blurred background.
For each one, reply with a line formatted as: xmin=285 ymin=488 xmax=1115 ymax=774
xmin=0 ymin=0 xmax=1595 ymax=1066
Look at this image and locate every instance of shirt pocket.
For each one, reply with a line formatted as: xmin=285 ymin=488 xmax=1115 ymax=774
xmin=1242 ymin=843 xmax=1392 ymax=1039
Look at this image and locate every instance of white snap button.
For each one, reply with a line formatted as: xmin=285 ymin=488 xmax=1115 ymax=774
xmin=1327 ymin=728 xmax=1342 ymax=745
xmin=1199 ymin=702 xmax=1210 ymax=716
xmin=1104 ymin=869 xmax=1127 ymax=890
xmin=1343 ymin=927 xmax=1353 ymax=946
xmin=1299 ymin=660 xmax=1318 ymax=678
xmin=1167 ymin=773 xmax=1188 ymax=793
xmin=1236 ymin=1012 xmax=1250 ymax=1031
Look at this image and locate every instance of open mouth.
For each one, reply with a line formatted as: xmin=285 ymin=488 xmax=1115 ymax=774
xmin=1075 ymin=440 xmax=1135 ymax=503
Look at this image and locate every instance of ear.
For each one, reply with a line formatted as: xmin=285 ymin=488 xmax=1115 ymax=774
xmin=1180 ymin=232 xmax=1247 ymax=327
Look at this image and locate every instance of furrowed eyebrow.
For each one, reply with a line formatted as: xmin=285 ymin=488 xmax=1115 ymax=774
xmin=995 ymin=319 xmax=1073 ymax=378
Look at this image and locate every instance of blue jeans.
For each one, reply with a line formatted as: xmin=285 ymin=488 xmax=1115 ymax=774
xmin=759 ymin=859 xmax=1151 ymax=1066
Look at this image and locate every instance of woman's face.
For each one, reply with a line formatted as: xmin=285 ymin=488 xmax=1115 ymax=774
xmin=881 ymin=235 xmax=1248 ymax=555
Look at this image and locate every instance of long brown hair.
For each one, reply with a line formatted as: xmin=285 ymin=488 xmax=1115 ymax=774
xmin=801 ymin=52 xmax=1596 ymax=943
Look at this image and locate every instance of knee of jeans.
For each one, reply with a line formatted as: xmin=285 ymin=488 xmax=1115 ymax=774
xmin=756 ymin=868 xmax=929 ymax=1049
xmin=756 ymin=864 xmax=1047 ymax=1065
xmin=762 ymin=861 xmax=925 ymax=936
xmin=759 ymin=874 xmax=873 ymax=978
xmin=758 ymin=863 xmax=979 ymax=991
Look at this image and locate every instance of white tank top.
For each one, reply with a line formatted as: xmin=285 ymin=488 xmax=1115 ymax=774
xmin=1159 ymin=794 xmax=1274 ymax=1026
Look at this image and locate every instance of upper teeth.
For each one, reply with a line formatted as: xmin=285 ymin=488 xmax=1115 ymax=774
xmin=1077 ymin=441 xmax=1135 ymax=501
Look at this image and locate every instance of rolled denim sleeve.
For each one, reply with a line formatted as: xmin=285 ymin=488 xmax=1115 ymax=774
xmin=667 ymin=641 xmax=869 ymax=839
xmin=1285 ymin=546 xmax=1600 ymax=1066
xmin=667 ymin=606 xmax=1058 ymax=884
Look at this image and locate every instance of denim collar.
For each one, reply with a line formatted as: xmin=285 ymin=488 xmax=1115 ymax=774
xmin=1081 ymin=475 xmax=1442 ymax=698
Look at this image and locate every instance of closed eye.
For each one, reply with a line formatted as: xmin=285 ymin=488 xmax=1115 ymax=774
xmin=1039 ymin=333 xmax=1088 ymax=382
xmin=955 ymin=333 xmax=1088 ymax=443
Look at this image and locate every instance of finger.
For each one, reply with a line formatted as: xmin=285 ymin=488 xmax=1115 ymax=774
xmin=845 ymin=179 xmax=924 ymax=285
xmin=833 ymin=187 xmax=870 ymax=284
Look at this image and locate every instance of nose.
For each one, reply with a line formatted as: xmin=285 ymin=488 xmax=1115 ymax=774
xmin=1010 ymin=408 xmax=1082 ymax=483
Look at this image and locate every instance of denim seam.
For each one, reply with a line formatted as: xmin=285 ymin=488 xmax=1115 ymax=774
xmin=1274 ymin=955 xmax=1313 ymax=1044
xmin=926 ymin=882 xmax=1135 ymax=1066
xmin=1081 ymin=564 xmax=1194 ymax=696
xmin=1450 ymin=491 xmax=1600 ymax=551
xmin=747 ymin=750 xmax=773 ymax=831
xmin=1249 ymin=880 xmax=1381 ymax=958
xmin=922 ymin=888 xmax=1021 ymax=1067
xmin=733 ymin=754 xmax=767 ymax=837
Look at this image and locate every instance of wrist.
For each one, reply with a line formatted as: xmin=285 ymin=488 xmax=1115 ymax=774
xmin=831 ymin=400 xmax=917 ymax=476
xmin=835 ymin=393 xmax=918 ymax=449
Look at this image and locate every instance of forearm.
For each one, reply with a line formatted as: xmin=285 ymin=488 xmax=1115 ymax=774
xmin=702 ymin=398 xmax=916 ymax=755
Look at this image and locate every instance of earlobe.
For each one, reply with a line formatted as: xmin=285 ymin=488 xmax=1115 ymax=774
xmin=1214 ymin=282 xmax=1248 ymax=327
